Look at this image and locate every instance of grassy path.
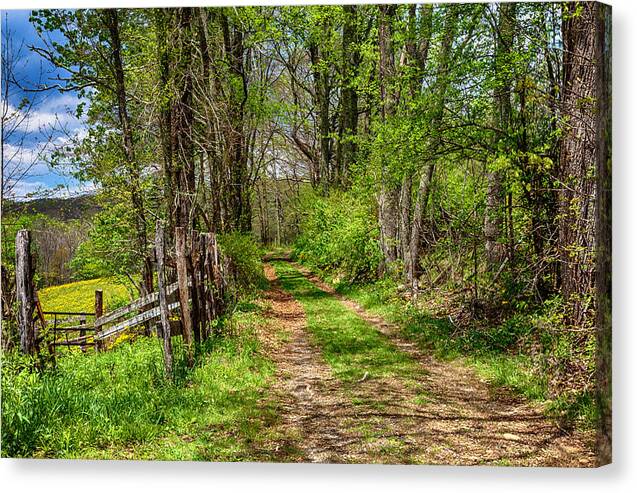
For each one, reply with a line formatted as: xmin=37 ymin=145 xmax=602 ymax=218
xmin=268 ymin=260 xmax=596 ymax=466
xmin=255 ymin=264 xmax=385 ymax=462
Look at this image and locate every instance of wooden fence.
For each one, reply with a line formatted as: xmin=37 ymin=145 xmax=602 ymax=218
xmin=46 ymin=310 xmax=95 ymax=352
xmin=14 ymin=223 xmax=230 ymax=375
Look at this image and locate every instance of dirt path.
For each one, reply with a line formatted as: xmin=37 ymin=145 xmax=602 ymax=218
xmin=258 ymin=264 xmax=382 ymax=463
xmin=258 ymin=261 xmax=596 ymax=466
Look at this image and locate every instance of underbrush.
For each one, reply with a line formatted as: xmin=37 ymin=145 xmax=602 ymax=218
xmin=219 ymin=232 xmax=268 ymax=297
xmin=1 ymin=304 xmax=274 ymax=460
xmin=321 ymin=274 xmax=597 ymax=429
xmin=293 ymin=189 xmax=381 ymax=283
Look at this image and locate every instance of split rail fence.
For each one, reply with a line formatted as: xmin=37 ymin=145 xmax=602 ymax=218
xmin=14 ymin=224 xmax=231 ymax=374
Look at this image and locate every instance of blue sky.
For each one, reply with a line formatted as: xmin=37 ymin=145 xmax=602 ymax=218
xmin=2 ymin=9 xmax=94 ymax=200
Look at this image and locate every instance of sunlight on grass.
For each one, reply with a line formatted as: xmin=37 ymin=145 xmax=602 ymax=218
xmin=1 ymin=305 xmax=281 ymax=460
xmin=38 ymin=277 xmax=135 ymax=313
xmin=331 ymin=277 xmax=595 ymax=429
xmin=471 ymin=354 xmax=546 ymax=401
xmin=272 ymin=262 xmax=422 ymax=386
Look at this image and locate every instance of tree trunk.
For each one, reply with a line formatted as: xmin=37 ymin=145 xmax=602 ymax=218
xmin=103 ymin=9 xmax=153 ymax=296
xmin=337 ymin=4 xmax=359 ymax=186
xmin=484 ymin=2 xmax=515 ymax=268
xmin=309 ymin=39 xmax=332 ymax=194
xmin=275 ymin=178 xmax=283 ymax=246
xmin=154 ymin=8 xmax=176 ymax=234
xmin=172 ymin=7 xmax=196 ymax=232
xmin=16 ymin=230 xmax=35 ymax=355
xmin=155 ymin=223 xmax=173 ymax=379
xmin=407 ymin=164 xmax=435 ymax=297
xmin=196 ymin=8 xmax=223 ymax=233
xmin=175 ymin=226 xmax=194 ymax=366
xmin=377 ymin=4 xmax=399 ymax=272
xmin=258 ymin=179 xmax=269 ymax=244
xmin=484 ymin=170 xmax=504 ymax=265
xmin=399 ymin=174 xmax=412 ymax=274
xmin=220 ymin=11 xmax=251 ymax=232
xmin=378 ymin=188 xmax=399 ymax=271
xmin=559 ymin=2 xmax=602 ymax=328
xmin=593 ymin=2 xmax=612 ymax=467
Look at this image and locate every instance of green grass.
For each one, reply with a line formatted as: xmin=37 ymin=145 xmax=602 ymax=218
xmin=1 ymin=304 xmax=282 ymax=460
xmin=271 ymin=262 xmax=422 ymax=388
xmin=272 ymin=262 xmax=434 ymax=463
xmin=471 ymin=354 xmax=546 ymax=400
xmin=38 ymin=277 xmax=134 ymax=314
xmin=319 ymin=273 xmax=596 ymax=429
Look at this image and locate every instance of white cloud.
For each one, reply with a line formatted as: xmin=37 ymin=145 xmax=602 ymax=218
xmin=5 ymin=102 xmax=78 ymax=134
xmin=4 ymin=177 xmax=97 ymax=201
xmin=2 ymin=142 xmax=51 ymax=178
xmin=40 ymin=93 xmax=81 ymax=112
xmin=57 ymin=181 xmax=97 ymax=198
xmin=2 ymin=114 xmax=88 ymax=199
xmin=4 ymin=92 xmax=87 ymax=138
xmin=5 ymin=180 xmax=49 ymax=199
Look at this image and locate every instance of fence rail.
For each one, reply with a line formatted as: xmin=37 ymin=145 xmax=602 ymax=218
xmin=15 ymin=225 xmax=230 ymax=376
xmin=95 ymin=301 xmax=181 ymax=341
xmin=94 ymin=281 xmax=180 ymax=328
xmin=42 ymin=311 xmax=95 ymax=317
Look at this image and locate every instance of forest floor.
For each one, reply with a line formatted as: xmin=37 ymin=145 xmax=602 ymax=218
xmin=257 ymin=258 xmax=596 ymax=466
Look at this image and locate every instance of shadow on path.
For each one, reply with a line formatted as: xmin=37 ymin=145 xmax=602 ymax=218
xmin=256 ymin=260 xmax=596 ymax=467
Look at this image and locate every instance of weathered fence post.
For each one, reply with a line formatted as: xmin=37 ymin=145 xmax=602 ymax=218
xmin=79 ymin=315 xmax=87 ymax=352
xmin=202 ymin=233 xmax=215 ymax=327
xmin=197 ymin=233 xmax=209 ymax=341
xmin=175 ymin=226 xmax=194 ymax=366
xmin=16 ymin=229 xmax=36 ymax=355
xmin=95 ymin=289 xmax=103 ymax=319
xmin=94 ymin=290 xmax=103 ymax=352
xmin=202 ymin=232 xmax=227 ymax=336
xmin=156 ymin=222 xmax=173 ymax=378
xmin=190 ymin=234 xmax=202 ymax=345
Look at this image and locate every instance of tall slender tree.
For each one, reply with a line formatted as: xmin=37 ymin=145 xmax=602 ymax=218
xmin=336 ymin=4 xmax=360 ymax=186
xmin=377 ymin=4 xmax=400 ymax=273
xmin=484 ymin=2 xmax=516 ymax=268
xmin=592 ymin=1 xmax=612 ymax=467
xmin=102 ymin=9 xmax=153 ymax=296
xmin=405 ymin=5 xmax=457 ymax=297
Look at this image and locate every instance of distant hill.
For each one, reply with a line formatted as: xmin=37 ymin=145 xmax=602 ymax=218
xmin=2 ymin=194 xmax=101 ymax=221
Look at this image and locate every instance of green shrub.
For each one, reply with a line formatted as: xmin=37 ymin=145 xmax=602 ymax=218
xmin=218 ymin=232 xmax=267 ymax=296
xmin=70 ymin=204 xmax=141 ymax=281
xmin=293 ymin=190 xmax=381 ymax=282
